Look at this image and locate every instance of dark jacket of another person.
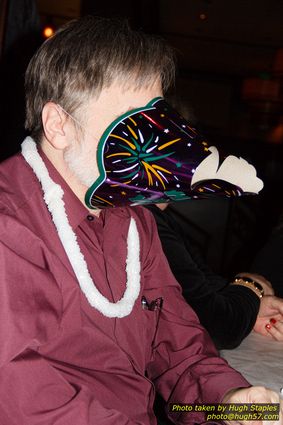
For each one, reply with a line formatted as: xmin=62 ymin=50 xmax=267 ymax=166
xmin=146 ymin=204 xmax=260 ymax=349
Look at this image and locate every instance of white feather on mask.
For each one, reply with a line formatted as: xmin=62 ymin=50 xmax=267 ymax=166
xmin=191 ymin=146 xmax=264 ymax=194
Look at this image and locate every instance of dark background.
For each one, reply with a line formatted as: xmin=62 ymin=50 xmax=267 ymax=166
xmin=1 ymin=0 xmax=283 ymax=277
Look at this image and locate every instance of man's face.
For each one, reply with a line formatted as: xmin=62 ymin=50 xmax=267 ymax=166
xmin=63 ymin=80 xmax=163 ymax=188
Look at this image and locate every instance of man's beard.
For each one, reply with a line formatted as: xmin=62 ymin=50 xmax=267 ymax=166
xmin=63 ymin=141 xmax=99 ymax=187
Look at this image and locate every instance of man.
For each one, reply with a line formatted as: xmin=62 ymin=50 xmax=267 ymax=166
xmin=0 ymin=16 xmax=281 ymax=425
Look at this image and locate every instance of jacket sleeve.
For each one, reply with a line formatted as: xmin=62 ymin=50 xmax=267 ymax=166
xmin=139 ymin=208 xmax=250 ymax=425
xmin=148 ymin=206 xmax=259 ymax=349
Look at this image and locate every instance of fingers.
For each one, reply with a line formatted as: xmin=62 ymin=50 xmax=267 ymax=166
xmin=223 ymin=386 xmax=280 ymax=425
xmin=247 ymin=386 xmax=279 ymax=404
xmin=245 ymin=387 xmax=280 ymax=425
xmin=224 ymin=386 xmax=279 ymax=404
xmin=259 ymin=295 xmax=283 ymax=318
xmin=265 ymin=318 xmax=283 ymax=341
xmin=268 ymin=296 xmax=283 ymax=315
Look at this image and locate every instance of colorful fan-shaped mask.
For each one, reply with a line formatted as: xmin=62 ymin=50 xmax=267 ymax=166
xmin=85 ymin=97 xmax=263 ymax=209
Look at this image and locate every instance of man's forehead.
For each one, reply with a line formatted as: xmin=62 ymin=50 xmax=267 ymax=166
xmin=86 ymin=82 xmax=162 ymax=120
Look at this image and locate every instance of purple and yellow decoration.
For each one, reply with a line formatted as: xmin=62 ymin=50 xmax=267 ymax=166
xmin=85 ymin=97 xmax=263 ymax=209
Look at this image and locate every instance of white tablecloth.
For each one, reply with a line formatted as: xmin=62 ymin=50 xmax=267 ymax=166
xmin=221 ymin=332 xmax=283 ymax=392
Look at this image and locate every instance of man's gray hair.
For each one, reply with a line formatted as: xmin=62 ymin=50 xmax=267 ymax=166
xmin=25 ymin=16 xmax=176 ymax=142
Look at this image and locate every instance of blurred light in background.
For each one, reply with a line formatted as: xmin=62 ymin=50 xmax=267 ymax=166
xmin=43 ymin=26 xmax=54 ymax=38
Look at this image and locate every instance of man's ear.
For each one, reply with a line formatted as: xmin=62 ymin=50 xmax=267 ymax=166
xmin=42 ymin=102 xmax=69 ymax=150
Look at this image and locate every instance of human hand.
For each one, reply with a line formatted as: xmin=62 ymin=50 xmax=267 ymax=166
xmin=236 ymin=273 xmax=274 ymax=296
xmin=254 ymin=295 xmax=283 ymax=341
xmin=222 ymin=386 xmax=282 ymax=425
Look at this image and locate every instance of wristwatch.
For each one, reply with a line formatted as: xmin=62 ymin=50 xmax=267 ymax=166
xmin=233 ymin=276 xmax=264 ymax=299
